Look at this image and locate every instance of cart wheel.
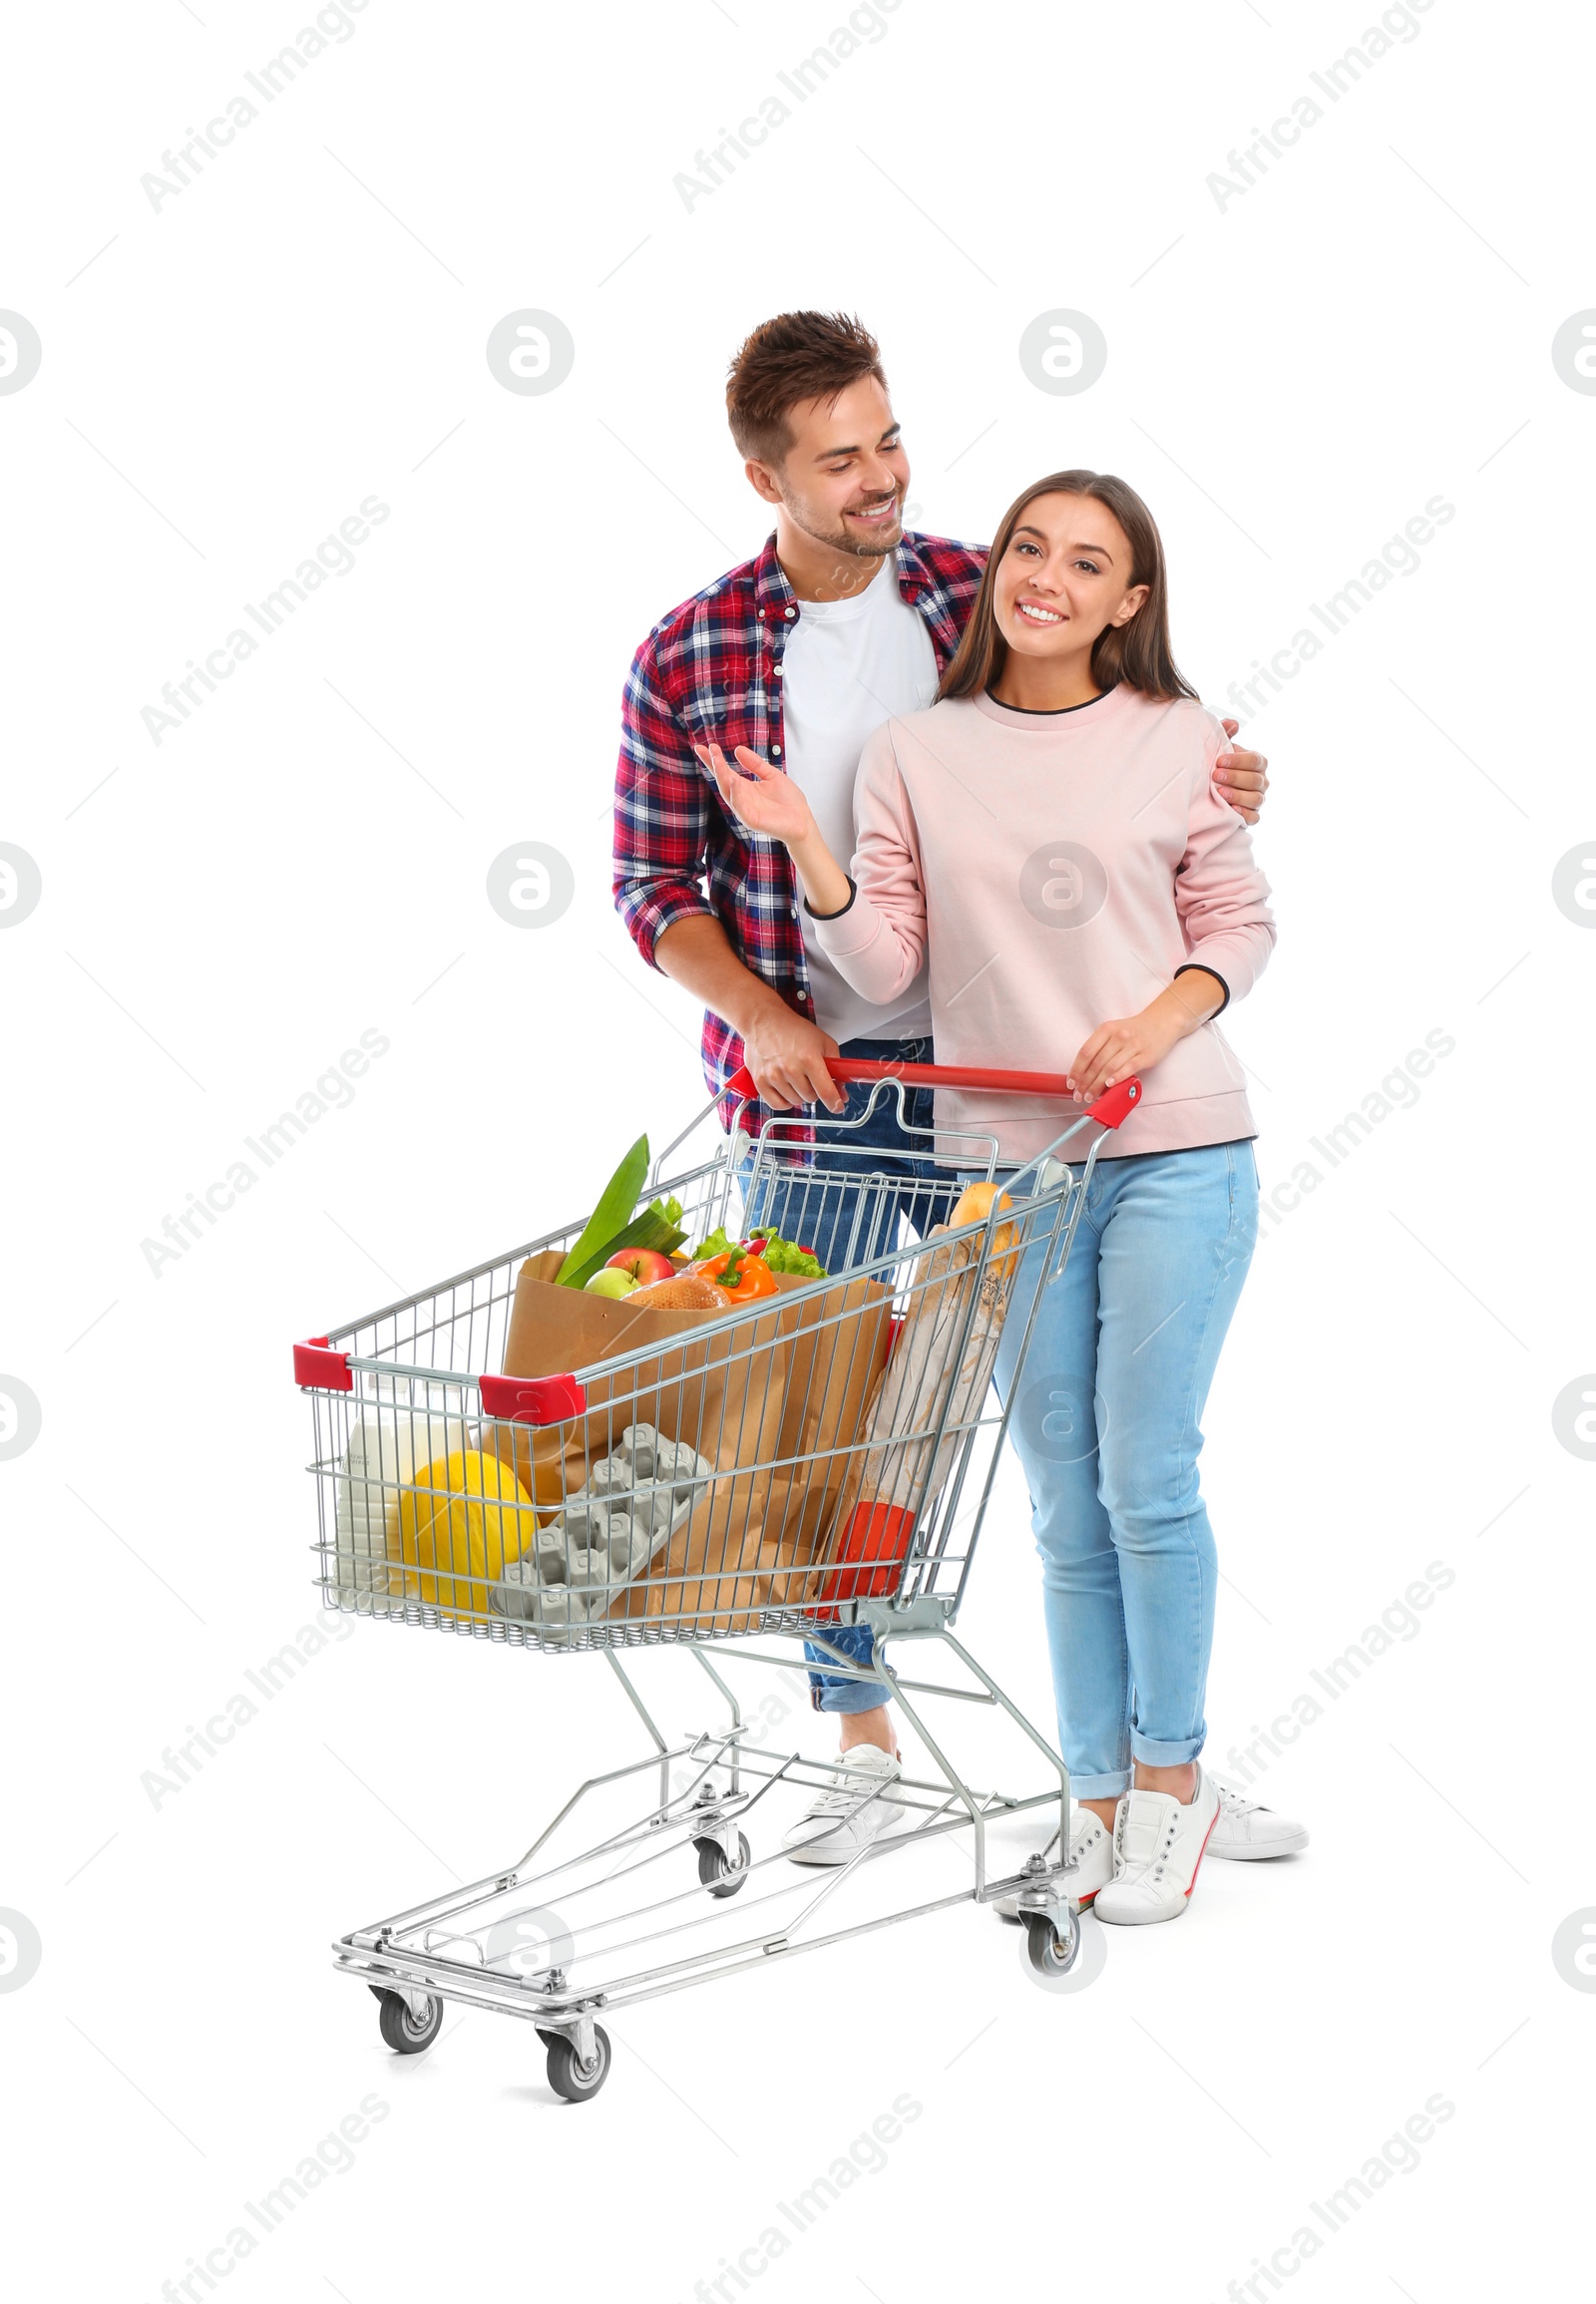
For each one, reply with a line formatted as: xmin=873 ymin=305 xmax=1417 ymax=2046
xmin=546 ymin=2025 xmax=611 ymax=2104
xmin=695 ymin=1831 xmax=752 ymax=1898
xmin=1023 ymin=1910 xmax=1080 ymax=1979
xmin=376 ymin=1989 xmax=443 ymax=2055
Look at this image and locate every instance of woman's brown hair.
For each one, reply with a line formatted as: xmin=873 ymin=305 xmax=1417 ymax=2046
xmin=938 ymin=469 xmax=1196 ymax=704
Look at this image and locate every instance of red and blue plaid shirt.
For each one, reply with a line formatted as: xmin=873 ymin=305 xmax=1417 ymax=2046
xmin=613 ymin=530 xmax=987 ymax=1136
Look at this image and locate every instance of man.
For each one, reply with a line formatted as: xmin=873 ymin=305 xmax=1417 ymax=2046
xmin=613 ymin=311 xmax=1303 ymax=1874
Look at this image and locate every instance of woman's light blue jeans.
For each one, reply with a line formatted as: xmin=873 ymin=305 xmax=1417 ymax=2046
xmin=993 ymin=1141 xmax=1259 ymax=1797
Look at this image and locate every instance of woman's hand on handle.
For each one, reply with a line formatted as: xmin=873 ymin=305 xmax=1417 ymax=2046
xmin=1068 ymin=971 xmax=1227 ymax=1105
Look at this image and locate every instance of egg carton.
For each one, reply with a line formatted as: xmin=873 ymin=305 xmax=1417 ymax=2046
xmin=490 ymin=1423 xmax=712 ymax=1639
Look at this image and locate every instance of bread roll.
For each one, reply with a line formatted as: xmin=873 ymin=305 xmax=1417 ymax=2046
xmin=625 ymin=1273 xmax=726 ymax=1312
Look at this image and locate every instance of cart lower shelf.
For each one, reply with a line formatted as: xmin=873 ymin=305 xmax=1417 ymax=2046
xmin=334 ymin=1632 xmax=1085 ymax=2101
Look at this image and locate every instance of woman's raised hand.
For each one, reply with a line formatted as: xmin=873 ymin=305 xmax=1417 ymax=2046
xmin=695 ymin=737 xmax=855 ymax=921
xmin=694 ymin=740 xmax=815 ymax=847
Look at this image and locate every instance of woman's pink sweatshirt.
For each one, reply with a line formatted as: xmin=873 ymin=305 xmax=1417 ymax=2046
xmin=813 ymin=686 xmax=1277 ymax=1164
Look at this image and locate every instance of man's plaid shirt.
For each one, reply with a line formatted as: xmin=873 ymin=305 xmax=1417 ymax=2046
xmin=613 ymin=530 xmax=987 ymax=1136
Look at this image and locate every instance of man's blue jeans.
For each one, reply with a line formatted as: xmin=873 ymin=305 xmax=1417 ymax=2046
xmin=992 ymin=1142 xmax=1259 ymax=1795
xmin=738 ymin=1034 xmax=956 ymax=1715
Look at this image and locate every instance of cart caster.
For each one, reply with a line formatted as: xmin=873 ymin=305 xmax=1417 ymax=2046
xmin=695 ymin=1831 xmax=752 ymax=1898
xmin=375 ymin=1989 xmax=443 ymax=2055
xmin=546 ymin=2024 xmax=611 ymax=2103
xmin=1023 ymin=1910 xmax=1080 ymax=1979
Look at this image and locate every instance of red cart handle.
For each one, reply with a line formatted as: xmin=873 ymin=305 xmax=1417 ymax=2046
xmin=725 ymin=1058 xmax=1141 ymax=1131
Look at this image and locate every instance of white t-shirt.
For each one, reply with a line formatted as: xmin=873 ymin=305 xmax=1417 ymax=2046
xmin=781 ymin=556 xmax=939 ymax=1044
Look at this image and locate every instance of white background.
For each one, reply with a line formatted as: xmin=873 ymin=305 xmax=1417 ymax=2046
xmin=2 ymin=0 xmax=1591 ymax=2296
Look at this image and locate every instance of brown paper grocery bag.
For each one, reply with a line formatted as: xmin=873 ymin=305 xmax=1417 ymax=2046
xmin=488 ymin=1256 xmax=892 ymax=1632
xmin=489 ymin=1256 xmax=795 ymax=1608
xmin=615 ymin=1268 xmax=896 ymax=1630
xmin=758 ymin=1271 xmax=896 ymax=1606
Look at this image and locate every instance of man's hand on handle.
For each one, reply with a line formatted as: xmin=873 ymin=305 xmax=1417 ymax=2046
xmin=1214 ymin=717 xmax=1269 ymax=825
xmin=739 ymin=1003 xmax=846 ymax=1114
xmin=652 ymin=913 xmax=848 ymax=1116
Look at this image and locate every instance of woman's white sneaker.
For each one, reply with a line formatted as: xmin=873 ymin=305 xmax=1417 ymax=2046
xmin=996 ymin=1808 xmax=1113 ymax=1925
xmin=1065 ymin=1809 xmax=1114 ymax=1906
xmin=782 ymin=1747 xmax=907 ymax=1866
xmin=1094 ymin=1766 xmax=1221 ymax=1926
xmin=1207 ymin=1780 xmax=1309 ymax=1859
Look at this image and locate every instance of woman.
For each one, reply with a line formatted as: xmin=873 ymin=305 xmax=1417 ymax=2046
xmin=702 ymin=469 xmax=1301 ymax=1924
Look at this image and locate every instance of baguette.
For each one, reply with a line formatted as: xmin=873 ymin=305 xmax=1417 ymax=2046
xmin=949 ymin=1182 xmax=1020 ymax=1281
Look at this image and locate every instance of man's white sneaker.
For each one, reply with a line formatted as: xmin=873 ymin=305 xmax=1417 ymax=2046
xmin=782 ymin=1747 xmax=907 ymax=1867
xmin=1094 ymin=1766 xmax=1221 ymax=1927
xmin=1207 ymin=1781 xmax=1309 ymax=1860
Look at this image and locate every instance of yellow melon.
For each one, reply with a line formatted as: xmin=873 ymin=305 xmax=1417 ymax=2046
xmin=397 ymin=1449 xmax=535 ymax=1617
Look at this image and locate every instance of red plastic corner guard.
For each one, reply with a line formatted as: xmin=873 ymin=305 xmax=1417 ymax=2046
xmin=1087 ymin=1077 xmax=1141 ymax=1130
xmin=293 ymin=1336 xmax=353 ymax=1392
xmin=478 ymin=1372 xmax=589 ymax=1426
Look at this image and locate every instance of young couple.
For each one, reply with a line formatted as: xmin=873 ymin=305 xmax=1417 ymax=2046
xmin=613 ymin=310 xmax=1306 ymax=1926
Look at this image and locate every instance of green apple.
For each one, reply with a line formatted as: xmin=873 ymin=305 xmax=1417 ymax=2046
xmin=585 ymin=1267 xmax=639 ymax=1299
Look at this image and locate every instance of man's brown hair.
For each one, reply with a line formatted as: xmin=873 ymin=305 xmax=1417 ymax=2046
xmin=725 ymin=310 xmax=887 ymax=465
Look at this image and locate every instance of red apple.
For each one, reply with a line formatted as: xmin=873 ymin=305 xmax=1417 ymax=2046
xmin=605 ymin=1247 xmax=675 ymax=1286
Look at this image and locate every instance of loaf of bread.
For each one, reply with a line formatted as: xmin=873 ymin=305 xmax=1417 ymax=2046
xmin=625 ymin=1273 xmax=727 ymax=1312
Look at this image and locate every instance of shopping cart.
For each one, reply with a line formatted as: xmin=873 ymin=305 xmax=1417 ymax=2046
xmin=297 ymin=1056 xmax=1140 ymax=2099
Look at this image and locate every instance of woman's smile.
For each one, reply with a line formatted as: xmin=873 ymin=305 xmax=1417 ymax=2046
xmin=987 ymin=492 xmax=1155 ymax=707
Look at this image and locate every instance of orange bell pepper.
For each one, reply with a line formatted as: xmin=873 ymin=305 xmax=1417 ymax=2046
xmin=691 ymin=1245 xmax=779 ymax=1301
